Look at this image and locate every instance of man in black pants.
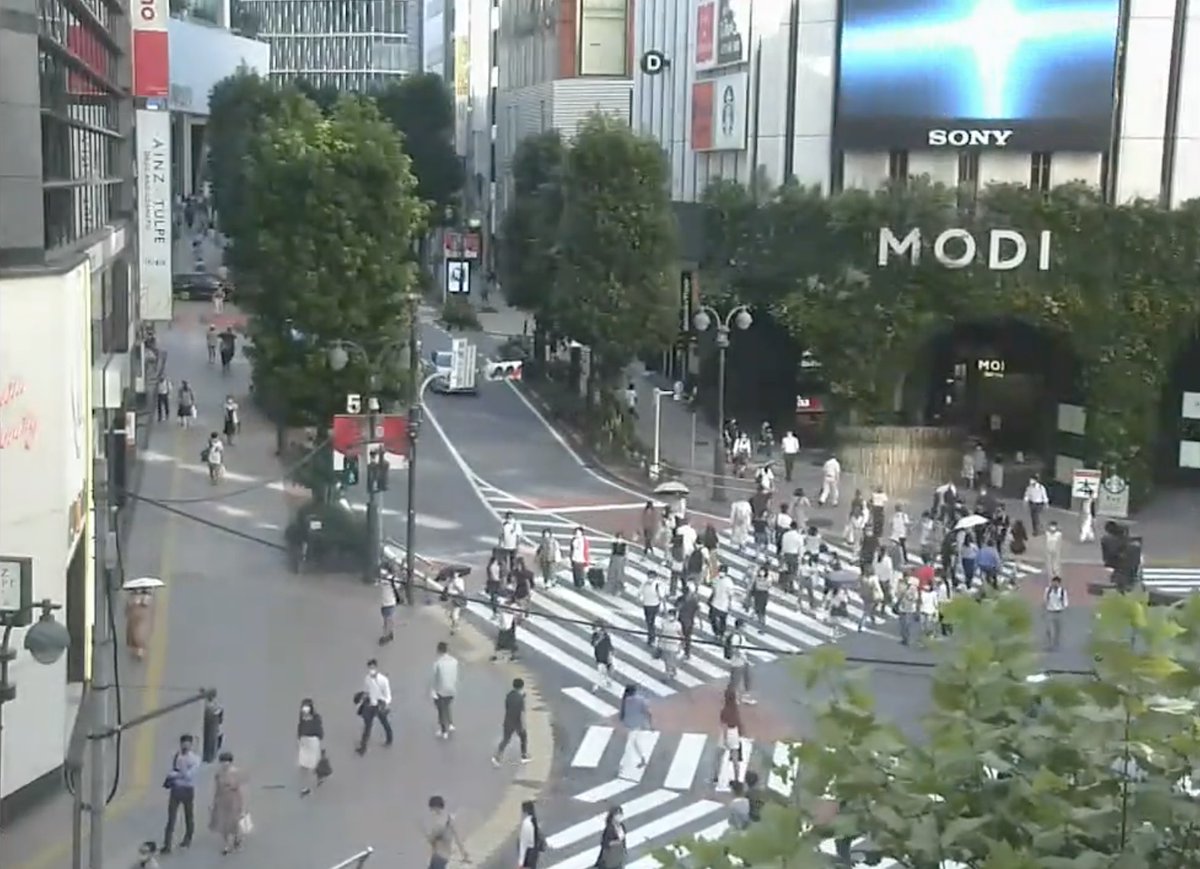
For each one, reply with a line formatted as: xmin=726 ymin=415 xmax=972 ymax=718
xmin=162 ymin=734 xmax=200 ymax=853
xmin=491 ymin=678 xmax=530 ymax=766
xmin=356 ymin=659 xmax=394 ymax=755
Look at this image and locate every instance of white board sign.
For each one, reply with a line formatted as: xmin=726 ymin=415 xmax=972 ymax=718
xmin=1071 ymin=469 xmax=1101 ymax=499
xmin=1096 ymin=476 xmax=1129 ymax=519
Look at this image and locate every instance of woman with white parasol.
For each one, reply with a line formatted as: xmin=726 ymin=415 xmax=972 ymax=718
xmin=122 ymin=577 xmax=163 ymax=660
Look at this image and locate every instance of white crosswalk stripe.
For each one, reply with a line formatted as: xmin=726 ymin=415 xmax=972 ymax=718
xmin=468 ymin=480 xmax=1039 ymax=707
xmin=544 ymin=726 xmax=941 ymax=869
xmin=1143 ymin=568 xmax=1200 ymax=598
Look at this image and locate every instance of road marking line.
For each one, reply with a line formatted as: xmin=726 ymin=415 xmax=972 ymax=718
xmin=549 ymin=801 xmax=725 ymax=869
xmin=571 ymin=725 xmax=615 ymax=768
xmin=664 ymin=733 xmax=708 ymax=791
xmin=546 ymin=789 xmax=677 ymax=851
xmin=619 ymin=731 xmax=660 ymax=782
xmin=548 ymin=502 xmax=646 ymax=514
xmin=628 ymin=820 xmax=730 ymax=868
xmin=574 ymin=776 xmax=639 ymax=804
xmin=715 ymin=739 xmax=755 ymax=792
xmin=563 ymin=686 xmax=618 ymax=718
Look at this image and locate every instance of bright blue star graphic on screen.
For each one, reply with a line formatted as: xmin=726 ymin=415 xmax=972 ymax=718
xmin=841 ymin=0 xmax=1116 ymax=118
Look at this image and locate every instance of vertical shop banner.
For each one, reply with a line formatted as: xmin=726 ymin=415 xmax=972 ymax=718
xmin=691 ymin=72 xmax=747 ymax=151
xmin=136 ymin=110 xmax=173 ymax=321
xmin=132 ymin=0 xmax=170 ymax=98
xmin=695 ymin=0 xmax=751 ymax=71
xmin=691 ymin=81 xmax=714 ymax=150
xmin=695 ymin=0 xmax=715 ymax=66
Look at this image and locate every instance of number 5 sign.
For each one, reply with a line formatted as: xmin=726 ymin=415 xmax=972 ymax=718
xmin=0 ymin=556 xmax=33 ymax=627
xmin=346 ymin=393 xmax=362 ymax=414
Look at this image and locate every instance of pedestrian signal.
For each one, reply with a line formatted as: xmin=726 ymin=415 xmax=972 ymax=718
xmin=486 ymin=360 xmax=523 ymax=382
xmin=343 ymin=454 xmax=360 ymax=487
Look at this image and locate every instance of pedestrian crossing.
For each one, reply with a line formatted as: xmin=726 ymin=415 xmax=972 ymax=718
xmin=1142 ymin=567 xmax=1200 ymax=598
xmin=468 ymin=479 xmax=1040 ymax=714
xmin=541 ymin=724 xmax=944 ymax=869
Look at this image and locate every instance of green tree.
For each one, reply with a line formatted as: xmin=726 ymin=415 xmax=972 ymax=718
xmin=294 ymin=78 xmax=341 ymax=115
xmin=373 ymin=74 xmax=464 ymax=214
xmin=206 ymin=69 xmax=285 ymax=265
xmin=235 ymin=92 xmax=428 ymax=427
xmin=661 ymin=592 xmax=1200 ymax=868
xmin=554 ymin=114 xmax=679 ymax=385
xmin=498 ymin=131 xmax=565 ymax=322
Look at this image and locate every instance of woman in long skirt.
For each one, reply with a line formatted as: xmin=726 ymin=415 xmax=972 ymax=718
xmin=729 ymin=500 xmax=753 ymax=549
xmin=209 ymin=752 xmax=247 ymax=854
xmin=296 ymin=699 xmax=324 ymax=796
xmin=606 ymin=533 xmax=628 ymax=593
xmin=124 ymin=590 xmax=153 ymax=660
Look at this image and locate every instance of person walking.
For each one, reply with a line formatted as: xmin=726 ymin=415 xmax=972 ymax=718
xmin=212 ymin=285 xmax=226 ymax=314
xmin=594 ymin=805 xmax=627 ymax=868
xmin=431 ymin=641 xmax=459 ymax=739
xmin=516 ymin=800 xmax=544 ymax=868
xmin=608 ymin=532 xmax=629 ymax=593
xmin=222 ymin=395 xmax=239 ymax=446
xmin=890 ymin=504 xmax=910 ymax=563
xmin=677 ymin=584 xmax=698 ymax=660
xmin=355 ymin=658 xmax=393 ymax=755
xmin=1044 ymin=576 xmax=1068 ymax=650
xmin=205 ymin=325 xmax=218 ymax=365
xmin=725 ymin=619 xmax=755 ymax=704
xmin=161 ymin=734 xmax=200 ymax=853
xmin=492 ymin=677 xmax=531 ymax=766
xmin=640 ymin=502 xmax=661 ymax=554
xmin=155 ymin=376 xmax=172 ymax=421
xmin=1024 ymin=475 xmax=1049 ymax=536
xmin=659 ymin=610 xmax=682 ymax=681
xmin=618 ymin=684 xmax=653 ymax=775
xmin=748 ymin=565 xmax=770 ymax=627
xmin=857 ymin=569 xmax=882 ymax=632
xmin=443 ymin=568 xmax=467 ymax=633
xmin=729 ymin=498 xmax=753 ymax=550
xmin=897 ymin=578 xmax=919 ymax=646
xmin=499 ymin=512 xmax=522 ymax=575
xmin=124 ymin=589 xmax=153 ymax=660
xmin=1044 ymin=521 xmax=1064 ymax=579
xmin=491 ymin=600 xmax=519 ymax=662
xmin=780 ymin=430 xmax=800 ymax=482
xmin=424 ymin=795 xmax=470 ymax=869
xmin=709 ymin=566 xmax=734 ymax=638
xmin=379 ymin=569 xmax=398 ymax=644
xmin=177 ymin=381 xmax=195 ymax=428
xmin=208 ymin=751 xmax=247 ymax=855
xmin=202 ymin=432 xmax=224 ymax=484
xmin=715 ymin=683 xmax=745 ymax=787
xmin=1079 ymin=494 xmax=1096 ymax=542
xmin=570 ymin=527 xmax=590 ymax=589
xmin=296 ymin=699 xmax=324 ymax=796
xmin=590 ymin=624 xmax=614 ymax=692
xmin=535 ymin=530 xmax=561 ymax=587
xmin=639 ymin=571 xmax=663 ymax=646
xmin=819 ymin=454 xmax=841 ymax=507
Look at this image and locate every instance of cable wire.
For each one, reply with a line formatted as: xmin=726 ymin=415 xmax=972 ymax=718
xmin=132 ymin=495 xmax=1095 ymax=676
xmin=130 ymin=436 xmax=332 ymax=504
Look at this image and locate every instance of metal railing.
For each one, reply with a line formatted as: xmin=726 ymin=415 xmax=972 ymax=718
xmin=325 ymin=847 xmax=373 ymax=869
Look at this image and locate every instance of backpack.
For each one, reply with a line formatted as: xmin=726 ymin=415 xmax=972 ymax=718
xmin=723 ymin=633 xmax=735 ymax=660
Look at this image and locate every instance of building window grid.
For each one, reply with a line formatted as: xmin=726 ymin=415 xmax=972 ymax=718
xmin=1031 ymin=151 xmax=1053 ymax=192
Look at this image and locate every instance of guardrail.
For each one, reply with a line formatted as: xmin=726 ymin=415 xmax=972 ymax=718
xmin=325 ymin=847 xmax=373 ymax=869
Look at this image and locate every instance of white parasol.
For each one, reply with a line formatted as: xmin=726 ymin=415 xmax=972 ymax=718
xmin=954 ymin=514 xmax=990 ymax=532
xmin=123 ymin=576 xmax=165 ymax=591
xmin=653 ymin=480 xmax=690 ymax=496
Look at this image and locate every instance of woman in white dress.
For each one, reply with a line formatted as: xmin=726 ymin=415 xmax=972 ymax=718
xmin=296 ymin=699 xmax=324 ymax=796
xmin=729 ymin=500 xmax=753 ymax=549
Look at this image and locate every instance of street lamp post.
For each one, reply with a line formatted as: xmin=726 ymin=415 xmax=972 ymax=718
xmin=0 ymin=599 xmax=70 ymax=833
xmin=692 ymin=304 xmax=753 ymax=502
xmin=650 ymin=388 xmax=674 ymax=480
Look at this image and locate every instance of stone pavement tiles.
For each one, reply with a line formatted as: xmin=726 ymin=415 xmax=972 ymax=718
xmin=5 ymin=308 xmax=550 ymax=869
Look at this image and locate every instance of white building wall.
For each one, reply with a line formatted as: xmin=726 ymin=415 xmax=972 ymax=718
xmin=167 ymin=19 xmax=271 ymax=116
xmin=551 ymin=77 xmax=632 ymax=137
xmin=628 ymin=0 xmax=1199 ymax=206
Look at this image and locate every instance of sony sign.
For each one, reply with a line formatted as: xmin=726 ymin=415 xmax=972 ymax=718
xmin=877 ymin=228 xmax=1052 ymax=271
xmin=927 ymin=129 xmax=1014 ymax=147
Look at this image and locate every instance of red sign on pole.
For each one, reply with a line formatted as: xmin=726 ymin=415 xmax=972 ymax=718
xmin=332 ymin=414 xmax=409 ymax=459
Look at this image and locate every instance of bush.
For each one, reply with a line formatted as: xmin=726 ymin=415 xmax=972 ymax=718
xmin=284 ymin=498 xmax=368 ymax=572
xmin=439 ymin=298 xmax=481 ymax=331
xmin=496 ymin=335 xmax=532 ymax=361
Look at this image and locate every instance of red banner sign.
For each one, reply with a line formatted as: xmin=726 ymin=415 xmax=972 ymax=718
xmin=331 ymin=414 xmax=409 ymax=457
xmin=132 ymin=0 xmax=169 ymax=98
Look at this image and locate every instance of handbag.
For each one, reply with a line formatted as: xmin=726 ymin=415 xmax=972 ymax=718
xmin=315 ymin=751 xmax=332 ymax=780
xmin=237 ymin=813 xmax=254 ymax=836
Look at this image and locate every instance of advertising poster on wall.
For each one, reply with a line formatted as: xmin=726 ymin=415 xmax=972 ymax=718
xmin=834 ymin=0 xmax=1121 ymax=150
xmin=132 ymin=0 xmax=170 ymax=98
xmin=694 ymin=0 xmax=751 ymax=72
xmin=691 ymin=71 xmax=748 ymax=151
xmin=136 ymin=109 xmax=173 ymax=321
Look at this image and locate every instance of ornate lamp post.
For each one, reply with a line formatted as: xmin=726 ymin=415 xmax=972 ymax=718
xmin=692 ymin=304 xmax=753 ymax=502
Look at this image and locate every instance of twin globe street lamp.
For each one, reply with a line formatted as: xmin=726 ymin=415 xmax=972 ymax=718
xmin=692 ymin=304 xmax=753 ymax=502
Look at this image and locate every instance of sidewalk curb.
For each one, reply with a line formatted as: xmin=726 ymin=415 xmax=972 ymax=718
xmin=419 ymin=605 xmax=554 ymax=867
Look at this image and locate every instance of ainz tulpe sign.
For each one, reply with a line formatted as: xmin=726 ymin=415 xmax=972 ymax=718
xmin=877 ymin=228 xmax=1052 ymax=271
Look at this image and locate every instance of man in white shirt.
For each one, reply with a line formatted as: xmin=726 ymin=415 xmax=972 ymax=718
xmin=640 ymin=573 xmax=663 ymax=645
xmin=204 ymin=434 xmax=224 ymax=484
xmin=499 ymin=512 xmax=523 ymax=574
xmin=781 ymin=431 xmax=801 ymax=482
xmin=431 ymin=641 xmax=459 ymax=739
xmin=779 ymin=525 xmax=804 ymax=589
xmin=675 ymin=521 xmax=697 ymax=562
xmin=819 ymin=455 xmax=841 ymax=507
xmin=356 ymin=658 xmax=394 ymax=754
xmin=709 ymin=567 xmax=734 ymax=638
xmin=156 ymin=377 xmax=172 ymax=421
xmin=1043 ymin=576 xmax=1068 ymax=650
xmin=1024 ymin=476 xmax=1049 ymax=536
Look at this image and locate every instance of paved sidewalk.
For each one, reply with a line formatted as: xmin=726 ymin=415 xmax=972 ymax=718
xmin=7 ymin=305 xmax=550 ymax=869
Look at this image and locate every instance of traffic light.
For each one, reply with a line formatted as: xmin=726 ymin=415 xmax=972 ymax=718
xmin=343 ymin=454 xmax=360 ymax=487
xmin=486 ymin=360 xmax=523 ymax=381
xmin=201 ymin=696 xmax=224 ymax=763
xmin=367 ymin=455 xmax=390 ymax=493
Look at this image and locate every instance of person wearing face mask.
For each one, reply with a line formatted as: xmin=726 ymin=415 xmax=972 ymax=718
xmin=355 ymin=658 xmax=393 ymax=755
xmin=296 ymin=698 xmax=325 ymax=796
xmin=209 ymin=751 xmax=248 ymax=855
xmin=222 ymin=395 xmax=240 ymax=445
xmin=594 ymin=805 xmax=627 ymax=867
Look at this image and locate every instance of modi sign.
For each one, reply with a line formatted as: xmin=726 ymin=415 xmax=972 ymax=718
xmin=877 ymin=228 xmax=1052 ymax=271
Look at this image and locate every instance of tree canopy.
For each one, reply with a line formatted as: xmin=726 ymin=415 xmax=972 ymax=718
xmin=701 ymin=180 xmax=1200 ymax=499
xmin=233 ymin=92 xmax=428 ymax=426
xmin=501 ymin=115 xmax=679 ymax=383
xmin=373 ymin=74 xmax=464 ymax=214
xmin=663 ymin=591 xmax=1200 ymax=868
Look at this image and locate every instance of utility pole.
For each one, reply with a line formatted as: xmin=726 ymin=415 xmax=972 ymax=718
xmin=403 ymin=300 xmax=420 ymax=606
xmin=88 ymin=451 xmax=115 ymax=869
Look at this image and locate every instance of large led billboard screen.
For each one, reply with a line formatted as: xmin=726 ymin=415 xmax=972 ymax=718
xmin=834 ymin=0 xmax=1121 ymax=151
